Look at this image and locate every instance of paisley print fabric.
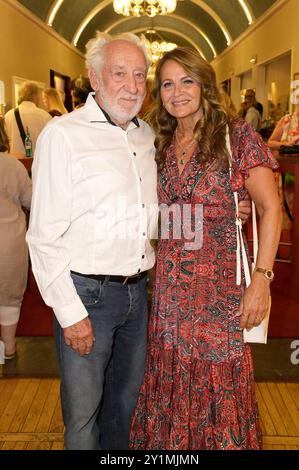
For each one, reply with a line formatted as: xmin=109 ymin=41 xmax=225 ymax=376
xmin=130 ymin=120 xmax=278 ymax=450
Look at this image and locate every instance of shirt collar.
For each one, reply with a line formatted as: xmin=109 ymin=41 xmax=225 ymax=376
xmin=85 ymin=92 xmax=140 ymax=128
xmin=19 ymin=101 xmax=37 ymax=108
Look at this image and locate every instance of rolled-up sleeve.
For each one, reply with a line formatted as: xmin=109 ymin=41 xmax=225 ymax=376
xmin=26 ymin=124 xmax=88 ymax=328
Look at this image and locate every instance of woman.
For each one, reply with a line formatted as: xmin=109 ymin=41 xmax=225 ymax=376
xmin=268 ymin=104 xmax=299 ymax=150
xmin=0 ymin=117 xmax=32 ymax=358
xmin=42 ymin=87 xmax=67 ymax=117
xmin=268 ymin=104 xmax=299 ymax=241
xmin=130 ymin=48 xmax=281 ymax=450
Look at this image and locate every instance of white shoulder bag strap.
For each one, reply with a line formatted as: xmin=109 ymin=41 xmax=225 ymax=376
xmin=225 ymin=127 xmax=258 ymax=288
xmin=226 ymin=127 xmax=270 ymax=344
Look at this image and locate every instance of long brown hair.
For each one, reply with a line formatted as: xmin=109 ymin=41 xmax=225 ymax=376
xmin=148 ymin=47 xmax=230 ymax=170
xmin=0 ymin=116 xmax=10 ymax=153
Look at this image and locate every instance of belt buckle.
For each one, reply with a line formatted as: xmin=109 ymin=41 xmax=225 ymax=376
xmin=122 ymin=272 xmax=141 ymax=285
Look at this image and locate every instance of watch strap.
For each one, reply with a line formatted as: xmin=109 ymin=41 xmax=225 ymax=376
xmin=255 ymin=267 xmax=274 ymax=280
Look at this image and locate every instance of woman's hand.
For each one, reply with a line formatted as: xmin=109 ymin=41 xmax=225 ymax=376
xmin=239 ymin=275 xmax=271 ymax=330
xmin=238 ymin=196 xmax=251 ymax=222
xmin=280 ymin=135 xmax=299 ymax=145
xmin=289 ymin=135 xmax=299 ymax=145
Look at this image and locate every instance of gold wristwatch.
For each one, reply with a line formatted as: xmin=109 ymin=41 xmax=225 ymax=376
xmin=254 ymin=267 xmax=274 ymax=282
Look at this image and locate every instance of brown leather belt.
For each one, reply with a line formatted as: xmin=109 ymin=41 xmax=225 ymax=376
xmin=71 ymin=270 xmax=147 ymax=285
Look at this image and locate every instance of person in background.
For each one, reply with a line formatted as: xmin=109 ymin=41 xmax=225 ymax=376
xmin=4 ymin=82 xmax=51 ymax=157
xmin=219 ymin=88 xmax=238 ymax=120
xmin=268 ymin=103 xmax=299 ymax=239
xmin=70 ymin=76 xmax=93 ymax=109
xmin=42 ymin=87 xmax=68 ymax=117
xmin=130 ymin=46 xmax=281 ymax=450
xmin=243 ymin=93 xmax=262 ymax=131
xmin=58 ymin=89 xmax=66 ymax=105
xmin=245 ymin=89 xmax=263 ymax=118
xmin=268 ymin=103 xmax=299 ymax=150
xmin=0 ymin=117 xmax=32 ymax=359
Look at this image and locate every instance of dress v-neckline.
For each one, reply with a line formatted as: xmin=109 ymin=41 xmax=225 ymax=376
xmin=174 ymin=144 xmax=197 ymax=179
xmin=162 ymin=142 xmax=218 ymax=205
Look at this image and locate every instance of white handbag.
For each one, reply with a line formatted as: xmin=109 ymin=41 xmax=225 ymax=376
xmin=226 ymin=128 xmax=271 ymax=344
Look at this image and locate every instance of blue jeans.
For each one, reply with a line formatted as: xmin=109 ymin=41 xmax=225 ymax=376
xmin=54 ymin=273 xmax=148 ymax=450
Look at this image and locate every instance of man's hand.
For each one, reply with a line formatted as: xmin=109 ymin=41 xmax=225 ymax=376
xmin=238 ymin=197 xmax=251 ymax=223
xmin=63 ymin=317 xmax=95 ymax=356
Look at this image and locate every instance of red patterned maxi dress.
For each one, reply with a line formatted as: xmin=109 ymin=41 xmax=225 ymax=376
xmin=130 ymin=120 xmax=278 ymax=450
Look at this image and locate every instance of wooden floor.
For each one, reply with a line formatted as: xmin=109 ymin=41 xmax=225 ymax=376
xmin=0 ymin=379 xmax=298 ymax=450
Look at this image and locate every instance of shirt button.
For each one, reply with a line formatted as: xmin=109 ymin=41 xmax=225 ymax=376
xmin=140 ymin=177 xmax=142 ymax=182
xmin=133 ymin=152 xmax=136 ymax=156
xmin=137 ymin=268 xmax=141 ymax=273
xmin=143 ymin=232 xmax=146 ymax=236
xmin=142 ymin=255 xmax=145 ymax=259
xmin=142 ymin=204 xmax=145 ymax=208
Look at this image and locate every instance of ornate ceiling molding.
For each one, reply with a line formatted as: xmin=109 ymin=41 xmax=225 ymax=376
xmin=189 ymin=0 xmax=232 ymax=45
xmin=46 ymin=0 xmax=64 ymax=26
xmin=238 ymin=0 xmax=255 ymax=25
xmin=105 ymin=13 xmax=217 ymax=57
xmin=18 ymin=0 xmax=277 ymax=56
xmin=72 ymin=0 xmax=112 ymax=46
xmin=72 ymin=0 xmax=233 ymax=47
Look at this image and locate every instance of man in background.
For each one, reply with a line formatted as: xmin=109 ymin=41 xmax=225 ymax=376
xmin=245 ymin=88 xmax=263 ymax=118
xmin=5 ymin=82 xmax=51 ymax=157
xmin=244 ymin=92 xmax=262 ymax=131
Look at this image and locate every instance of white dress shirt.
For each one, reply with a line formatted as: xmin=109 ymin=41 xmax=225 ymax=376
xmin=27 ymin=93 xmax=158 ymax=328
xmin=5 ymin=101 xmax=51 ymax=156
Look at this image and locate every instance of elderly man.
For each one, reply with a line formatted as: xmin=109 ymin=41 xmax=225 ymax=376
xmin=27 ymin=32 xmax=156 ymax=451
xmin=27 ymin=32 xmax=250 ymax=450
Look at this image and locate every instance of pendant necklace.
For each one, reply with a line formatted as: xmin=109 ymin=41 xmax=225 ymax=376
xmin=175 ymin=129 xmax=196 ymax=165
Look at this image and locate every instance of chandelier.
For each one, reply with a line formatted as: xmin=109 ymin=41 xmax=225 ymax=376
xmin=148 ymin=40 xmax=177 ymax=63
xmin=145 ymin=32 xmax=177 ymax=79
xmin=113 ymin=0 xmax=177 ymax=18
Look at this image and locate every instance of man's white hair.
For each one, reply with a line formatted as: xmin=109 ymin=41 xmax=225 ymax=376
xmin=85 ymin=31 xmax=151 ymax=74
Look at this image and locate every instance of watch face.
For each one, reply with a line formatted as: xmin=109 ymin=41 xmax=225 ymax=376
xmin=265 ymin=270 xmax=274 ymax=280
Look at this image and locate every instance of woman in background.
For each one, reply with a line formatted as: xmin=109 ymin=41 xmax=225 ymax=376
xmin=268 ymin=103 xmax=299 ymax=150
xmin=268 ymin=103 xmax=299 ymax=252
xmin=0 ymin=117 xmax=32 ymax=358
xmin=42 ymin=87 xmax=68 ymax=117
